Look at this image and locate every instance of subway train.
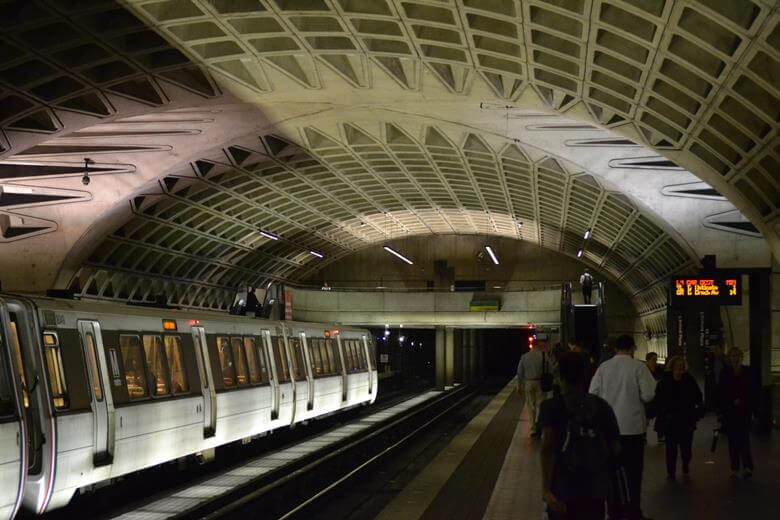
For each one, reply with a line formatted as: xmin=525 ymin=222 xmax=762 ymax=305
xmin=0 ymin=293 xmax=377 ymax=517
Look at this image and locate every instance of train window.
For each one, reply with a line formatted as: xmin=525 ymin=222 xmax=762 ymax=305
xmin=164 ymin=336 xmax=189 ymax=395
xmin=342 ymin=340 xmax=352 ymax=372
xmin=43 ymin=332 xmax=69 ymax=410
xmin=309 ymin=339 xmax=323 ymax=376
xmin=320 ymin=340 xmax=331 ymax=374
xmin=8 ymin=321 xmax=29 ymax=408
xmin=0 ymin=331 xmax=15 ymax=417
xmin=231 ymin=338 xmax=249 ymax=386
xmin=84 ymin=332 xmax=104 ymax=401
xmin=319 ymin=341 xmax=332 ymax=375
xmin=143 ymin=336 xmax=170 ymax=397
xmin=325 ymin=339 xmax=340 ymax=373
xmin=288 ymin=337 xmax=306 ymax=379
xmin=216 ymin=336 xmax=236 ymax=387
xmin=243 ymin=337 xmax=262 ymax=385
xmin=120 ymin=335 xmax=148 ymax=399
xmin=256 ymin=337 xmax=270 ymax=384
xmin=358 ymin=342 xmax=368 ymax=370
xmin=349 ymin=340 xmax=359 ymax=372
xmin=272 ymin=337 xmax=290 ymax=382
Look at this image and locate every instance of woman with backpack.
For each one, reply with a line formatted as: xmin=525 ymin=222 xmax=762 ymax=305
xmin=655 ymin=355 xmax=704 ymax=480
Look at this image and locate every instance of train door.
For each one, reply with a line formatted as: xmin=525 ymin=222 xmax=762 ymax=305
xmin=361 ymin=335 xmax=373 ymax=395
xmin=299 ymin=333 xmax=314 ymax=411
xmin=335 ymin=336 xmax=347 ymax=403
xmin=261 ymin=330 xmax=279 ymax=420
xmin=278 ymin=324 xmax=296 ymax=425
xmin=77 ymin=321 xmax=115 ymax=465
xmin=191 ymin=327 xmax=216 ymax=437
xmin=0 ymin=298 xmax=27 ymax=519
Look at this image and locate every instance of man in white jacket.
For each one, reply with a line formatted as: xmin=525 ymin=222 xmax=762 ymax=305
xmin=589 ymin=334 xmax=657 ymax=520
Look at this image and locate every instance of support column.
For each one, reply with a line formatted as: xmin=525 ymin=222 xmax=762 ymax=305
xmin=461 ymin=329 xmax=470 ymax=384
xmin=435 ymin=326 xmax=446 ymax=390
xmin=445 ymin=326 xmax=455 ymax=387
xmin=476 ymin=329 xmax=486 ymax=381
xmin=454 ymin=329 xmax=463 ymax=383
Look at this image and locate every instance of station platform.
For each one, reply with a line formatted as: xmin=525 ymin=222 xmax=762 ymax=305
xmin=378 ymin=382 xmax=779 ymax=520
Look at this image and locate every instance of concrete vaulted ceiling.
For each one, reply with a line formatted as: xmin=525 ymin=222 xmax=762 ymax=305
xmin=0 ymin=0 xmax=778 ymax=337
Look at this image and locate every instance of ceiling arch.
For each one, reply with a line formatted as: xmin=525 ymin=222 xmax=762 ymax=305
xmin=66 ymin=122 xmax=695 ymax=327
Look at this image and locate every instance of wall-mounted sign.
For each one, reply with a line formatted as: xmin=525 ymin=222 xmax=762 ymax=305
xmin=671 ymin=277 xmax=741 ymax=306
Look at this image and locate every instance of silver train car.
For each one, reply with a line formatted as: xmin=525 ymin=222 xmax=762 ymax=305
xmin=0 ymin=293 xmax=377 ymax=517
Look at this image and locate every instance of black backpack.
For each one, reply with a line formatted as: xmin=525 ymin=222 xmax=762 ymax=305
xmin=559 ymin=396 xmax=610 ymax=477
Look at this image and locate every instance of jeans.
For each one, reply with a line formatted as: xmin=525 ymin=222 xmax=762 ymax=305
xmin=727 ymin=424 xmax=754 ymax=471
xmin=665 ymin=428 xmax=693 ymax=475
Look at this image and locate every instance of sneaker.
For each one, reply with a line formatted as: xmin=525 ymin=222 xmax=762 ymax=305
xmin=743 ymin=469 xmax=753 ymax=479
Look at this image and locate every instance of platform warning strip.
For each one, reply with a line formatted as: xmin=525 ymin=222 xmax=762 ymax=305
xmin=107 ymin=391 xmax=442 ymax=520
xmin=376 ymin=382 xmax=519 ymax=520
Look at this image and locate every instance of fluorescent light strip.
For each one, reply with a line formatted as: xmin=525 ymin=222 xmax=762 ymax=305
xmin=383 ymin=246 xmax=414 ymax=265
xmin=485 ymin=245 xmax=499 ymax=265
xmin=259 ymin=230 xmax=278 ymax=240
xmin=309 ymin=250 xmax=323 ymax=258
xmin=577 ymin=249 xmax=584 ymax=258
xmin=583 ymin=228 xmax=591 ymax=240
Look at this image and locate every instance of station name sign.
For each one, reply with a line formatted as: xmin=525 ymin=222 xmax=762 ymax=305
xmin=671 ymin=277 xmax=741 ymax=305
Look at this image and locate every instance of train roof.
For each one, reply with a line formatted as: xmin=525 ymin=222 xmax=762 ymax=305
xmin=1 ymin=293 xmax=368 ymax=333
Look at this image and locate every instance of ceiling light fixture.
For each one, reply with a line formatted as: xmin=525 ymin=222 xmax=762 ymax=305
xmin=383 ymin=246 xmax=413 ymax=265
xmin=309 ymin=250 xmax=324 ymax=259
xmin=583 ymin=228 xmax=591 ymax=240
xmin=485 ymin=245 xmax=499 ymax=265
xmin=259 ymin=230 xmax=279 ymax=240
xmin=577 ymin=249 xmax=584 ymax=258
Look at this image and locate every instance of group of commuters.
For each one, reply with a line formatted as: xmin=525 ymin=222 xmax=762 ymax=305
xmin=516 ymin=336 xmax=756 ymax=520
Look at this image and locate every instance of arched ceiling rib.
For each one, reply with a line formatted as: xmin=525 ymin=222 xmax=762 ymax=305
xmin=70 ymin=122 xmax=695 ymax=318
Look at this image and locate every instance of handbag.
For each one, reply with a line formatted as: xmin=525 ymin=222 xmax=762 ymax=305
xmin=540 ymin=352 xmax=554 ymax=392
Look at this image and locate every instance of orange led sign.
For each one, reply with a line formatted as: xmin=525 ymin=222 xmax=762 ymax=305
xmin=671 ymin=277 xmax=741 ymax=305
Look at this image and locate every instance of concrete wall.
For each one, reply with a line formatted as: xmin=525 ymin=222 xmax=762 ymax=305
xmin=296 ymin=234 xmax=641 ymax=335
xmin=289 ymin=288 xmax=560 ymax=327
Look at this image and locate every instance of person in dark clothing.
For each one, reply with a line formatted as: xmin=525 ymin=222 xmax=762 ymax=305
xmin=655 ymin=356 xmax=703 ymax=479
xmin=569 ymin=340 xmax=596 ymax=391
xmin=540 ymin=352 xmax=620 ymax=520
xmin=645 ymin=352 xmax=663 ymax=381
xmin=579 ymin=269 xmax=594 ymax=304
xmin=717 ymin=347 xmax=754 ymax=479
xmin=645 ymin=352 xmax=665 ymax=443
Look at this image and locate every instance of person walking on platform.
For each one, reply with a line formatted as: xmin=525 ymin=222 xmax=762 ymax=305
xmin=646 ymin=352 xmax=665 ymax=443
xmin=540 ymin=352 xmax=621 ymax=520
xmin=589 ymin=334 xmax=657 ymax=520
xmin=655 ymin=356 xmax=703 ymax=480
xmin=569 ymin=339 xmax=596 ymax=391
xmin=517 ymin=341 xmax=550 ymax=438
xmin=579 ymin=269 xmax=594 ymax=304
xmin=717 ymin=347 xmax=754 ymax=479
